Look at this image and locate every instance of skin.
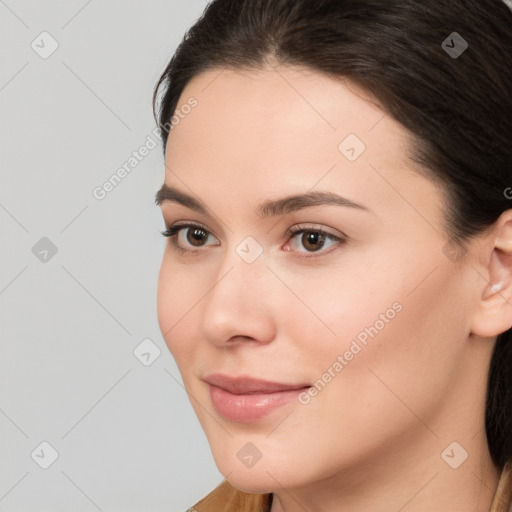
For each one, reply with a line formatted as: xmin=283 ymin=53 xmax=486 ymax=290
xmin=156 ymin=63 xmax=512 ymax=512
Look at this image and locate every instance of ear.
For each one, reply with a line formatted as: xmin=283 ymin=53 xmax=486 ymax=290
xmin=470 ymin=210 xmax=512 ymax=338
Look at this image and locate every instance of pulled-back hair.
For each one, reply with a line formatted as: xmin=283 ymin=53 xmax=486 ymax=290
xmin=153 ymin=1 xmax=512 ymax=510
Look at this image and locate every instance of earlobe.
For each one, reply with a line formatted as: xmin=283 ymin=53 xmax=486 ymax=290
xmin=471 ymin=214 xmax=512 ymax=338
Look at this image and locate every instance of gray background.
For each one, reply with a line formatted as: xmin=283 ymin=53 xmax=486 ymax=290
xmin=0 ymin=2 xmax=224 ymax=511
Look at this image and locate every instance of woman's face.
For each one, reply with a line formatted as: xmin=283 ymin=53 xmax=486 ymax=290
xmin=156 ymin=65 xmax=484 ymax=493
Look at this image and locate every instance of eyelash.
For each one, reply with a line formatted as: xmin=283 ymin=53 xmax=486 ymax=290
xmin=160 ymin=222 xmax=347 ymax=258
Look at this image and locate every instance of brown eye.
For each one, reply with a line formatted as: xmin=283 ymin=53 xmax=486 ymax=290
xmin=285 ymin=225 xmax=346 ymax=257
xmin=186 ymin=227 xmax=209 ymax=246
xmin=161 ymin=223 xmax=219 ymax=252
xmin=300 ymin=231 xmax=326 ymax=252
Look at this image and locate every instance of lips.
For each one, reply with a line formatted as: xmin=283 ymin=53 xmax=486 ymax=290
xmin=204 ymin=373 xmax=311 ymax=394
xmin=204 ymin=373 xmax=312 ymax=423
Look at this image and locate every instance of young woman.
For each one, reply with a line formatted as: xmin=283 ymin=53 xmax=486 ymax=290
xmin=152 ymin=1 xmax=512 ymax=510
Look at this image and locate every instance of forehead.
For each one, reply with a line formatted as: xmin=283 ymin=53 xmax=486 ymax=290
xmin=162 ymin=65 xmax=441 ymax=228
xmin=166 ymin=65 xmax=391 ymax=153
xmin=165 ymin=65 xmax=412 ymax=173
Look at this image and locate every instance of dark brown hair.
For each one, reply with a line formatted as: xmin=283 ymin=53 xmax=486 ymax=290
xmin=153 ymin=0 xmax=512 ymax=509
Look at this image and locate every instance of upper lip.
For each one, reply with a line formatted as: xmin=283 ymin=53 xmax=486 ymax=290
xmin=204 ymin=373 xmax=311 ymax=394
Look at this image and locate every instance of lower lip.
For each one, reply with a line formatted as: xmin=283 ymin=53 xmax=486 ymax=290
xmin=209 ymin=384 xmax=311 ymax=423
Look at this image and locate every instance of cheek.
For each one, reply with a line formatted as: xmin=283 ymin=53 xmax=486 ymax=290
xmin=156 ymin=255 xmax=201 ymax=359
xmin=279 ymin=261 xmax=404 ymax=363
xmin=311 ymin=256 xmax=467 ymax=423
xmin=288 ymin=241 xmax=466 ymax=395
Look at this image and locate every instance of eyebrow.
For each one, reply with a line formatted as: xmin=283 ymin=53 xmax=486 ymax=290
xmin=154 ymin=183 xmax=372 ymax=218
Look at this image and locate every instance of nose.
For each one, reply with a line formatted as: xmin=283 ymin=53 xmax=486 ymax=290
xmin=199 ymin=251 xmax=277 ymax=347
